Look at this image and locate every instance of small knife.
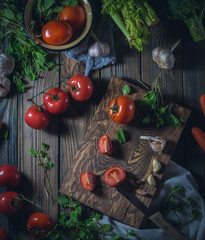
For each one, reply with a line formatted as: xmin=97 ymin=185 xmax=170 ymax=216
xmin=117 ymin=187 xmax=188 ymax=240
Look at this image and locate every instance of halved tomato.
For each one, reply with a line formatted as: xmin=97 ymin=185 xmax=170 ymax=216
xmin=80 ymin=171 xmax=97 ymax=191
xmin=104 ymin=166 xmax=126 ymax=187
xmin=98 ymin=134 xmax=113 ymax=155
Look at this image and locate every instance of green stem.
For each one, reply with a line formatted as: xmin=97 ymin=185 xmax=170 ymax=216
xmin=44 ymin=169 xmax=54 ymax=205
xmin=19 ymin=193 xmax=41 ymax=208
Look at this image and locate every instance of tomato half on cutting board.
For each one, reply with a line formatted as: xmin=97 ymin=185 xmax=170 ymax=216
xmin=98 ymin=134 xmax=113 ymax=155
xmin=80 ymin=171 xmax=97 ymax=191
xmin=104 ymin=166 xmax=126 ymax=187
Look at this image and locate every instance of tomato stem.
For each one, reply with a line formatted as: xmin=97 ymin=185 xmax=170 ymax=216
xmin=27 ymin=99 xmax=43 ymax=112
xmin=19 ymin=193 xmax=41 ymax=208
xmin=110 ymin=98 xmax=118 ymax=115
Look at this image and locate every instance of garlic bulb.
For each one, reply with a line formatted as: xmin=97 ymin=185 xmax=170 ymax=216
xmin=0 ymin=75 xmax=11 ymax=97
xmin=152 ymin=47 xmax=175 ymax=69
xmin=0 ymin=53 xmax=15 ymax=76
xmin=88 ymin=41 xmax=110 ymax=57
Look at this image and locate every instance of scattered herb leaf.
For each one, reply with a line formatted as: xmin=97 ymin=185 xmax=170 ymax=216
xmin=117 ymin=128 xmax=126 ymax=144
xmin=122 ymin=84 xmax=131 ymax=95
xmin=3 ymin=130 xmax=8 ymax=140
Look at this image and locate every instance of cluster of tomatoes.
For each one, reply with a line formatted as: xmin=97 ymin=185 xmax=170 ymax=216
xmin=0 ymin=164 xmax=55 ymax=239
xmin=42 ymin=4 xmax=86 ymax=46
xmin=25 ymin=74 xmax=93 ymax=130
xmin=80 ymin=95 xmax=135 ymax=191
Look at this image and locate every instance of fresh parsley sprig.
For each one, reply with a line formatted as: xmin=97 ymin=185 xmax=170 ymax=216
xmin=139 ymin=77 xmax=185 ymax=128
xmin=28 ymin=142 xmax=54 ymax=205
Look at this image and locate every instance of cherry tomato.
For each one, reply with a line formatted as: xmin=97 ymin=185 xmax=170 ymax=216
xmin=43 ymin=87 xmax=70 ymax=114
xmin=80 ymin=171 xmax=97 ymax=191
xmin=0 ymin=191 xmax=22 ymax=216
xmin=98 ymin=134 xmax=113 ymax=155
xmin=42 ymin=20 xmax=73 ymax=46
xmin=25 ymin=106 xmax=50 ymax=130
xmin=200 ymin=94 xmax=205 ymax=118
xmin=0 ymin=164 xmax=20 ymax=188
xmin=27 ymin=212 xmax=55 ymax=239
xmin=192 ymin=127 xmax=205 ymax=151
xmin=104 ymin=166 xmax=126 ymax=187
xmin=59 ymin=4 xmax=86 ymax=33
xmin=108 ymin=96 xmax=135 ymax=124
xmin=67 ymin=75 xmax=93 ymax=101
xmin=0 ymin=228 xmax=8 ymax=240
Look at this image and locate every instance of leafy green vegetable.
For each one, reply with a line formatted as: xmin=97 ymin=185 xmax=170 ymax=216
xmin=122 ymin=84 xmax=131 ymax=95
xmin=139 ymin=77 xmax=184 ymax=128
xmin=0 ymin=0 xmax=57 ymax=93
xmin=160 ymin=0 xmax=205 ymax=42
xmin=28 ymin=143 xmax=54 ymax=204
xmin=101 ymin=0 xmax=159 ymax=51
xmin=117 ymin=128 xmax=126 ymax=144
xmin=48 ymin=194 xmax=139 ymax=240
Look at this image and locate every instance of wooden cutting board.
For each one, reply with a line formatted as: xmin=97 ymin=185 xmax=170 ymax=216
xmin=60 ymin=76 xmax=191 ymax=228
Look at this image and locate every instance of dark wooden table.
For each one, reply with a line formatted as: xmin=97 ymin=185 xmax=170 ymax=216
xmin=0 ymin=13 xmax=205 ymax=239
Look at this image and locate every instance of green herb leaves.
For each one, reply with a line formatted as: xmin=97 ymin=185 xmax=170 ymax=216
xmin=0 ymin=0 xmax=57 ymax=93
xmin=139 ymin=77 xmax=184 ymax=128
xmin=117 ymin=128 xmax=126 ymax=144
xmin=162 ymin=185 xmax=201 ymax=226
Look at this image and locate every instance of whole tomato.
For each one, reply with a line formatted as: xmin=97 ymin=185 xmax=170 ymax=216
xmin=25 ymin=106 xmax=50 ymax=130
xmin=104 ymin=166 xmax=126 ymax=187
xmin=0 ymin=164 xmax=20 ymax=188
xmin=67 ymin=75 xmax=93 ymax=101
xmin=98 ymin=134 xmax=113 ymax=155
xmin=0 ymin=228 xmax=8 ymax=240
xmin=80 ymin=171 xmax=97 ymax=191
xmin=192 ymin=127 xmax=205 ymax=151
xmin=27 ymin=212 xmax=55 ymax=239
xmin=108 ymin=96 xmax=135 ymax=124
xmin=43 ymin=87 xmax=70 ymax=114
xmin=59 ymin=4 xmax=86 ymax=33
xmin=200 ymin=94 xmax=205 ymax=118
xmin=42 ymin=20 xmax=73 ymax=46
xmin=0 ymin=191 xmax=22 ymax=216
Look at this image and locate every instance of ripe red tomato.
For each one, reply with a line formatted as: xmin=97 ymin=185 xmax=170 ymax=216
xmin=0 ymin=164 xmax=20 ymax=188
xmin=67 ymin=75 xmax=93 ymax=101
xmin=0 ymin=191 xmax=22 ymax=216
xmin=108 ymin=96 xmax=135 ymax=124
xmin=42 ymin=20 xmax=73 ymax=46
xmin=200 ymin=94 xmax=205 ymax=118
xmin=43 ymin=87 xmax=70 ymax=114
xmin=192 ymin=127 xmax=205 ymax=151
xmin=59 ymin=4 xmax=86 ymax=33
xmin=27 ymin=212 xmax=55 ymax=239
xmin=25 ymin=106 xmax=50 ymax=130
xmin=0 ymin=228 xmax=8 ymax=240
xmin=98 ymin=134 xmax=113 ymax=155
xmin=80 ymin=171 xmax=97 ymax=191
xmin=104 ymin=166 xmax=126 ymax=187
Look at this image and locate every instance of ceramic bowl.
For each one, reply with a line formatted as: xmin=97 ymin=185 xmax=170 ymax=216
xmin=23 ymin=0 xmax=93 ymax=51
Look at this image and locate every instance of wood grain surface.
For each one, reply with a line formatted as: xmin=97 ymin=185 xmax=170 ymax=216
xmin=60 ymin=76 xmax=191 ymax=228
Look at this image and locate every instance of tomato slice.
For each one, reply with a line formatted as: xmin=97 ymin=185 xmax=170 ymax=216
xmin=80 ymin=171 xmax=97 ymax=191
xmin=98 ymin=134 xmax=113 ymax=155
xmin=104 ymin=166 xmax=126 ymax=187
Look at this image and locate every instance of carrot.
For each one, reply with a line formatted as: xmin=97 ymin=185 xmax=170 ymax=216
xmin=192 ymin=127 xmax=205 ymax=151
xmin=200 ymin=94 xmax=205 ymax=118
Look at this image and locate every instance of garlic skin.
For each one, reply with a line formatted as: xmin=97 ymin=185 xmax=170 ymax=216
xmin=0 ymin=53 xmax=15 ymax=76
xmin=88 ymin=41 xmax=110 ymax=57
xmin=152 ymin=159 xmax=161 ymax=173
xmin=0 ymin=75 xmax=11 ymax=97
xmin=152 ymin=47 xmax=175 ymax=69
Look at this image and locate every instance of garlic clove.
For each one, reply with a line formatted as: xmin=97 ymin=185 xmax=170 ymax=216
xmin=0 ymin=53 xmax=15 ymax=76
xmin=88 ymin=41 xmax=110 ymax=58
xmin=136 ymin=189 xmax=148 ymax=196
xmin=152 ymin=159 xmax=161 ymax=173
xmin=147 ymin=174 xmax=156 ymax=187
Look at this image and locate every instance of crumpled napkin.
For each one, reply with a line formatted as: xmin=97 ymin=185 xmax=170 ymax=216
xmin=65 ymin=15 xmax=116 ymax=77
xmin=99 ymin=161 xmax=205 ymax=240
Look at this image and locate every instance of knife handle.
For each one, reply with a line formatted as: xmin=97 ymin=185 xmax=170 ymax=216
xmin=149 ymin=211 xmax=188 ymax=240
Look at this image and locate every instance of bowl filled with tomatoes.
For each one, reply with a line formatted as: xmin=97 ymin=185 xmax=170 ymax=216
xmin=23 ymin=0 xmax=93 ymax=51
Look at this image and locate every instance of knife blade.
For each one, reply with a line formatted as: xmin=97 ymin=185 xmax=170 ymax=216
xmin=117 ymin=187 xmax=188 ymax=240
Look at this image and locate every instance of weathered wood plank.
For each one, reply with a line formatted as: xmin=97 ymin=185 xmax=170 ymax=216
xmin=60 ymin=76 xmax=190 ymax=228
